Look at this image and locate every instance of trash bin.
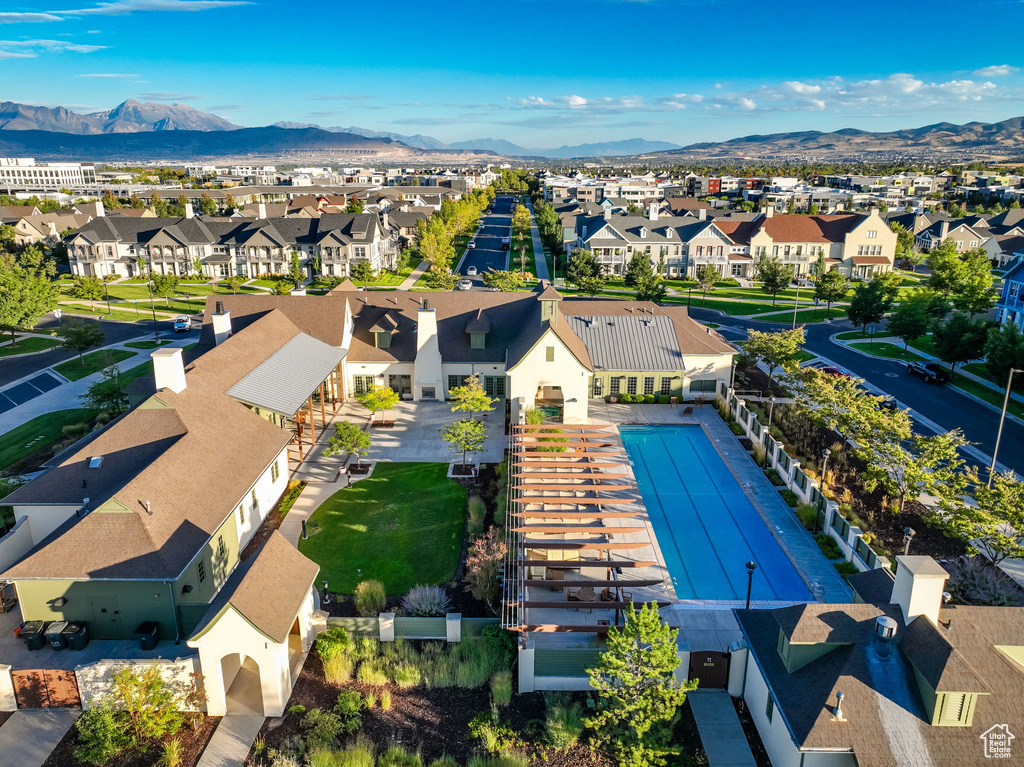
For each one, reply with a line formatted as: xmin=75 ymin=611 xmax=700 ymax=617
xmin=135 ymin=621 xmax=159 ymax=651
xmin=62 ymin=622 xmax=89 ymax=651
xmin=45 ymin=620 xmax=69 ymax=650
xmin=20 ymin=620 xmax=46 ymax=651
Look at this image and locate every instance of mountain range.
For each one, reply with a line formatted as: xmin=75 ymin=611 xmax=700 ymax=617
xmin=0 ymin=99 xmax=1022 ymax=161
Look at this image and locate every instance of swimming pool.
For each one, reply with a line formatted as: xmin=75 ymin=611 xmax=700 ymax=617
xmin=620 ymin=424 xmax=811 ymax=602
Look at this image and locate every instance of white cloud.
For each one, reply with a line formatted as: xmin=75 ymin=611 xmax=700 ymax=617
xmin=0 ymin=38 xmax=106 ymax=57
xmin=738 ymin=97 xmax=756 ymax=110
xmin=78 ymin=72 xmax=139 ymax=77
xmin=974 ymin=64 xmax=1018 ymax=77
xmin=566 ymin=94 xmax=587 ymax=106
xmin=49 ymin=0 xmax=249 ymax=15
xmin=0 ymin=50 xmax=34 ymax=59
xmin=137 ymin=91 xmax=202 ymax=100
xmin=0 ymin=12 xmax=64 ymax=23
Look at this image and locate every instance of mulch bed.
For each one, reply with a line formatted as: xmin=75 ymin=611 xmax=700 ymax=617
xmin=735 ymin=366 xmax=787 ymax=397
xmin=0 ymin=711 xmax=12 ymax=729
xmin=739 ymin=438 xmax=754 ymax=451
xmin=370 ymin=421 xmax=396 ymax=429
xmin=348 ymin=463 xmax=371 ymax=475
xmin=42 ymin=714 xmax=220 ymax=767
xmin=451 ymin=464 xmax=475 ymax=476
xmin=733 ymin=698 xmax=772 ymax=767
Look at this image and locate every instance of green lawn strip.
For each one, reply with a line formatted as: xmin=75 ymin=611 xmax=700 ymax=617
xmin=848 ymin=342 xmax=926 ymax=363
xmin=0 ymin=337 xmax=61 ymax=357
xmin=54 ymin=349 xmax=136 ymax=381
xmin=298 ymin=462 xmax=467 ymax=593
xmin=961 ymin=362 xmax=1010 ymax=389
xmin=757 ymin=306 xmax=849 ymax=323
xmin=0 ymin=409 xmax=100 ymax=472
xmin=661 ymin=295 xmax=800 ymax=315
xmin=794 ymin=350 xmax=817 ymax=363
xmin=60 ymin=303 xmax=163 ymax=322
xmin=951 ymin=374 xmax=1024 ymax=420
xmin=124 ymin=340 xmax=170 ymax=350
xmin=907 ymin=336 xmax=938 ymax=356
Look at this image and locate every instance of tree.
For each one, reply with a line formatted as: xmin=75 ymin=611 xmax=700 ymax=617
xmin=288 ymin=252 xmax=304 ymax=285
xmin=465 ymin=528 xmax=507 ymax=610
xmin=80 ymin=364 xmax=129 ymax=414
xmin=565 ymin=248 xmax=606 ymax=296
xmin=785 ymin=197 xmax=795 ymax=214
xmin=198 ymin=192 xmax=217 ymax=216
xmin=449 ymin=374 xmax=496 ymax=420
xmin=225 ymin=275 xmax=244 ymax=294
xmin=847 ymin=279 xmax=890 ymax=334
xmin=223 ymin=193 xmax=236 ymax=215
xmin=152 ymin=193 xmax=168 ymax=218
xmin=634 ymin=269 xmax=667 ymax=303
xmin=814 ymin=269 xmax=849 ymax=314
xmin=71 ymin=274 xmax=106 ymax=301
xmin=861 ymin=429 xmax=966 ymax=514
xmin=0 ymin=251 xmax=60 ymax=342
xmin=742 ymin=327 xmax=805 ymax=389
xmin=983 ymin=323 xmax=1024 ymax=394
xmin=191 ymin=255 xmax=204 ymax=278
xmin=926 ymin=240 xmax=963 ymax=296
xmin=624 ymin=251 xmax=650 ymax=289
xmin=358 ymin=383 xmax=399 ymax=423
xmin=426 ymin=266 xmax=457 ymax=291
xmin=102 ymin=190 xmax=122 ymax=210
xmin=937 ymin=471 xmax=1024 ymax=566
xmin=511 ymin=204 xmax=531 ymax=235
xmin=416 ymin=217 xmax=455 ymax=273
xmin=810 ymin=253 xmax=826 ymax=279
xmin=442 ymin=418 xmax=487 ymax=466
xmin=151 ymin=273 xmax=179 ymax=307
xmin=585 ymin=603 xmax=695 ymax=767
xmin=482 ymin=269 xmax=525 ymax=292
xmin=754 ymin=256 xmax=794 ymax=306
xmin=695 ymin=263 xmax=717 ymax=299
xmin=344 ymin=198 xmax=364 ymax=213
xmin=886 ymin=294 xmax=932 ymax=351
xmin=350 ymin=261 xmax=375 ymax=287
xmin=128 ymin=192 xmax=144 ymax=209
xmin=797 ymin=368 xmax=910 ymax=444
xmin=889 ymin=222 xmax=918 ymax=270
xmin=56 ymin=318 xmax=105 ymax=364
xmin=322 ymin=421 xmax=372 ymax=464
xmin=933 ymin=312 xmax=988 ymax=373
xmin=950 ymin=248 xmax=995 ymax=316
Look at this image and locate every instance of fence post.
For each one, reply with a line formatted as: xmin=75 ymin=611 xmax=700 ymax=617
xmin=446 ymin=613 xmax=462 ymax=643
xmin=378 ymin=612 xmax=395 ymax=642
xmin=518 ymin=642 xmax=536 ymax=694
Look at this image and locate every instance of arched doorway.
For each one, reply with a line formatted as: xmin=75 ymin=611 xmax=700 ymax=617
xmin=221 ymin=653 xmax=264 ymax=716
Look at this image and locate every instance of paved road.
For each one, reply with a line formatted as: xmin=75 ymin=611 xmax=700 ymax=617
xmin=458 ymin=195 xmax=517 ymax=286
xmin=0 ymin=312 xmax=181 ymax=387
xmin=689 ymin=308 xmax=1024 ymax=477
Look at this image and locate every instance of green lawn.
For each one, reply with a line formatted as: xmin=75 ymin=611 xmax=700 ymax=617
xmin=298 ymin=462 xmax=468 ymax=593
xmin=661 ymin=296 xmax=795 ymax=315
xmin=0 ymin=336 xmax=60 ymax=357
xmin=952 ymin=374 xmax=1024 ymax=420
xmin=849 ymin=342 xmax=926 ymax=363
xmin=124 ymin=340 xmax=170 ymax=350
xmin=758 ymin=306 xmax=849 ymax=323
xmin=835 ymin=330 xmax=870 ymax=340
xmin=907 ymin=336 xmax=938 ymax=357
xmin=794 ymin=350 xmax=817 ymax=363
xmin=0 ymin=409 xmax=99 ymax=471
xmin=54 ymin=349 xmax=136 ymax=381
xmin=60 ymin=303 xmax=174 ymax=322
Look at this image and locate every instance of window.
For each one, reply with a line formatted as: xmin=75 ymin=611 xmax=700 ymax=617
xmin=471 ymin=332 xmax=486 ymax=349
xmin=484 ymin=376 xmax=506 ymax=398
xmin=610 ymin=377 xmax=621 ymax=395
xmin=784 ymin=245 xmax=791 ymax=257
xmin=197 ymin=560 xmax=206 ymax=583
xmin=866 ymin=230 xmax=878 ymax=238
xmin=374 ymin=331 xmax=392 ymax=349
xmin=627 ymin=376 xmax=638 ymax=395
xmin=389 ymin=374 xmax=411 ymax=395
xmin=772 ymin=246 xmax=779 ymax=256
xmin=660 ymin=377 xmax=673 ymax=395
xmin=643 ymin=376 xmax=655 ymax=395
xmin=271 ymin=460 xmax=279 ymax=483
xmin=217 ymin=535 xmax=226 ymax=557
xmin=593 ymin=377 xmax=604 ymax=397
xmin=545 ymin=346 xmax=555 ymax=362
xmin=251 ymin=489 xmax=258 ymax=516
xmin=447 ymin=375 xmax=469 ymax=392
xmin=690 ymin=379 xmax=717 ymax=392
xmin=238 ymin=503 xmax=246 ymax=527
xmin=353 ymin=375 xmax=374 ymax=395
xmin=765 ymin=693 xmax=775 ymax=723
xmin=731 ymin=264 xmax=743 ymax=277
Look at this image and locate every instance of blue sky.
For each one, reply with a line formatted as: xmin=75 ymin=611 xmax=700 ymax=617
xmin=1 ymin=0 xmax=1023 ymax=148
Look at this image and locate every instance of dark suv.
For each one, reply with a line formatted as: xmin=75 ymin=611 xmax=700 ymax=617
xmin=906 ymin=361 xmax=951 ymax=384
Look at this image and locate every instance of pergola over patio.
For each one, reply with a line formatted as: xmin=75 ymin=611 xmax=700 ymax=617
xmin=502 ymin=422 xmax=666 ymax=639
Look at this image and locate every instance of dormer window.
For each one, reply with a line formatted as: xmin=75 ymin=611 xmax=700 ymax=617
xmin=374 ymin=331 xmax=393 ymax=349
xmin=639 ymin=227 xmax=647 ymax=238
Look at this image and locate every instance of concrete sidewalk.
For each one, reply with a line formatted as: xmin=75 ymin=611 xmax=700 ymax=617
xmin=0 ymin=709 xmax=80 ymax=767
xmin=196 ymin=716 xmax=264 ymax=767
xmin=688 ymin=691 xmax=756 ymax=767
xmin=397 ymin=260 xmax=428 ymax=290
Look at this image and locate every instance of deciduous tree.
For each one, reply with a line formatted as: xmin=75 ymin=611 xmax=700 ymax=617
xmin=448 ymin=374 xmax=495 ymax=419
xmin=358 ymin=383 xmax=399 ymax=423
xmin=71 ymin=274 xmax=106 ymax=301
xmin=886 ymin=296 xmax=932 ymax=350
xmin=80 ymin=364 xmax=129 ymax=414
xmin=861 ymin=429 xmax=966 ymax=514
xmin=847 ymin=278 xmax=891 ymax=334
xmin=814 ymin=269 xmax=849 ymax=314
xmin=937 ymin=470 xmax=1024 ymax=565
xmin=482 ymin=269 xmax=525 ymax=292
xmin=323 ymin=421 xmax=372 ymax=464
xmin=565 ymin=248 xmax=606 ymax=296
xmin=442 ymin=418 xmax=487 ymax=466
xmin=983 ymin=323 xmax=1024 ymax=393
xmin=754 ymin=256 xmax=794 ymax=306
xmin=933 ymin=312 xmax=988 ymax=373
xmin=151 ymin=273 xmax=180 ymax=307
xmin=56 ymin=317 xmax=105 ymax=364
xmin=695 ymin=263 xmax=718 ymax=299
xmin=742 ymin=327 xmax=805 ymax=389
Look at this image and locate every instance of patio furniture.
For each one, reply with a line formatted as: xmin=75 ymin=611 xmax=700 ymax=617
xmin=683 ymin=406 xmax=693 ymax=416
xmin=0 ymin=582 xmax=17 ymax=613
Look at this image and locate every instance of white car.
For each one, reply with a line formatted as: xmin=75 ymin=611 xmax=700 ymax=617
xmin=466 ymin=266 xmax=478 ymax=276
xmin=467 ymin=240 xmax=476 ymax=249
xmin=457 ymin=279 xmax=473 ymax=291
xmin=173 ymin=316 xmax=191 ymax=332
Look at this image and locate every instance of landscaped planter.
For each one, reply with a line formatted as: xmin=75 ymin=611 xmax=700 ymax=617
xmin=448 ymin=462 xmax=477 ymax=479
xmin=347 ymin=462 xmax=373 ymax=476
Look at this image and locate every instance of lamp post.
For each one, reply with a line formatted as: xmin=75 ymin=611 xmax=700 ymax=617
xmin=688 ymin=285 xmax=692 ymax=308
xmin=902 ymin=527 xmax=916 ymax=556
xmin=767 ymin=393 xmax=776 ymax=429
xmin=988 ymin=368 xmax=1022 ymax=488
xmin=321 ymin=579 xmax=330 ymax=605
xmin=815 ymin=447 xmax=832 ymax=533
xmin=104 ymin=280 xmax=111 ymax=316
xmin=791 ymin=282 xmax=801 ymax=330
xmin=145 ymin=268 xmax=159 ymax=341
xmin=745 ymin=561 xmax=757 ymax=610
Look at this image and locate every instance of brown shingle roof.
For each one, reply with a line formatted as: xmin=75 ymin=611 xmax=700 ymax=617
xmin=760 ymin=214 xmax=863 ymax=244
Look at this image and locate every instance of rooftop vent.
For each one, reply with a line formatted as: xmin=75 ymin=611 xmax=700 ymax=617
xmin=87 ymin=456 xmax=103 ymax=469
xmin=215 ymin=300 xmax=224 ymax=314
xmin=833 ymin=691 xmax=846 ymax=722
xmin=873 ymin=615 xmax=898 ymax=660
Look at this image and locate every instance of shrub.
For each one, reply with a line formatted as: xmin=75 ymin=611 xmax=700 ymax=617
xmin=657 ymin=395 xmax=671 ymax=404
xmin=834 ymin=560 xmax=859 ymax=579
xmin=308 ymin=741 xmax=376 ymax=767
xmin=715 ymin=396 xmax=730 ymax=420
xmin=287 ymin=704 xmax=307 ymax=716
xmin=728 ymin=422 xmax=745 ymax=436
xmin=271 ymin=755 xmax=302 ymax=767
xmin=468 ymin=495 xmax=487 ymax=536
xmin=323 ymin=654 xmax=355 ymax=685
xmin=467 ymin=754 xmax=529 ymax=767
xmin=335 ymin=690 xmax=365 ymax=733
xmin=380 ymin=690 xmax=392 ymax=710
xmin=159 ymin=739 xmax=183 ymax=767
xmin=765 ymin=468 xmax=785 ymax=486
xmin=795 ymin=503 xmax=817 ymax=529
xmin=815 ymin=533 xmax=842 ymax=559
xmin=75 ymin=701 xmax=132 ymax=764
xmin=428 ymin=758 xmax=459 ymax=767
xmin=392 ymin=661 xmax=422 ymax=688
xmin=469 ymin=712 xmax=520 ymax=754
xmin=358 ymin=658 xmax=390 ymax=686
xmin=752 ymin=444 xmax=766 ymax=467
xmin=481 ymin=624 xmax=516 ymax=672
xmin=402 ymin=584 xmax=451 ymax=617
xmin=643 ymin=393 xmax=655 ymax=404
xmin=301 ymin=708 xmax=344 ymax=751
xmin=779 ymin=489 xmax=799 ymax=507
xmin=378 ymin=745 xmax=423 ymax=767
xmin=316 ymin=626 xmax=352 ymax=662
xmin=946 ymin=556 xmax=1024 ymax=606
xmin=354 ymin=579 xmax=387 ymax=616
xmin=544 ymin=692 xmax=585 ymax=750
xmin=490 ymin=671 xmax=512 ymax=707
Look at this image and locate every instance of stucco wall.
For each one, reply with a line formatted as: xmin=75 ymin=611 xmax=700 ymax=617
xmin=14 ymin=504 xmax=80 ymax=545
xmin=508 ymin=327 xmax=590 ymax=423
xmin=76 ymin=657 xmax=202 ymax=711
xmin=0 ymin=516 xmax=35 ymax=573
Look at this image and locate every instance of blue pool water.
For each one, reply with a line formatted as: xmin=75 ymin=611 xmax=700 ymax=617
xmin=620 ymin=425 xmax=811 ymax=602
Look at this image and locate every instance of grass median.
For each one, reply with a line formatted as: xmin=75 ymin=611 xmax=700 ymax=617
xmin=54 ymin=349 xmax=136 ymax=381
xmin=0 ymin=409 xmax=99 ymax=472
xmin=848 ymin=342 xmax=926 ymax=363
xmin=0 ymin=337 xmax=60 ymax=357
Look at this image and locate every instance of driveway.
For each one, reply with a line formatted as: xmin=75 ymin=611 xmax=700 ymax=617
xmin=458 ymin=195 xmax=518 ymax=286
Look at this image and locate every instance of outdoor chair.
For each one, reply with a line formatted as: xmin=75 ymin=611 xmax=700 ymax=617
xmin=683 ymin=407 xmax=694 ymax=416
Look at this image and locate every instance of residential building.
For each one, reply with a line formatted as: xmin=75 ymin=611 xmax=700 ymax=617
xmin=914 ymin=220 xmax=989 ymax=252
xmin=996 ymin=257 xmax=1024 ymax=330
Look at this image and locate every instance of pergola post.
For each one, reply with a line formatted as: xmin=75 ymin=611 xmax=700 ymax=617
xmin=335 ymin=363 xmax=344 ymax=404
xmin=331 ymin=371 xmax=338 ymax=415
xmin=320 ymin=381 xmax=327 ymax=426
xmin=308 ymin=396 xmax=316 ymax=444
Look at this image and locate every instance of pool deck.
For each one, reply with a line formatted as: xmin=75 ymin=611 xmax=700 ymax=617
xmin=588 ymin=401 xmax=852 ymax=604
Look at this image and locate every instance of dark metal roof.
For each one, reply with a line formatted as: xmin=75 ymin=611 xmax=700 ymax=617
xmin=565 ymin=313 xmax=683 ymax=371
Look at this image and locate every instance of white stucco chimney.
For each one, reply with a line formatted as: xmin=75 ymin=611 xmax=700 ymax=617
xmin=698 ymin=208 xmax=707 ymax=221
xmin=413 ymin=301 xmax=443 ymax=399
xmin=184 ymin=202 xmax=195 ymax=219
xmin=762 ymin=206 xmax=774 ymax=219
xmin=152 ymin=347 xmax=186 ymax=393
xmin=212 ymin=300 xmax=232 ymax=345
xmin=648 ymin=201 xmax=659 ymax=221
xmin=257 ymin=202 xmax=267 ymax=219
xmin=891 ymin=556 xmax=949 ymax=626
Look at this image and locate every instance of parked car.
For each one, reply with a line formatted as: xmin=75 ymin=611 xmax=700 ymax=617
xmin=467 ymin=240 xmax=476 ymax=249
xmin=466 ymin=266 xmax=478 ymax=276
xmin=457 ymin=279 xmax=473 ymax=291
xmin=173 ymin=316 xmax=191 ymax=332
xmin=500 ymin=237 xmax=511 ymax=250
xmin=818 ymin=366 xmax=850 ymax=378
xmin=906 ymin=361 xmax=951 ymax=384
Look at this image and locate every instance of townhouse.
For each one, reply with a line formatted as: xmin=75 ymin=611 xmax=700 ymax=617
xmin=996 ymin=257 xmax=1024 ymax=331
xmin=66 ymin=213 xmax=396 ymax=279
xmin=914 ymin=219 xmax=989 ymax=252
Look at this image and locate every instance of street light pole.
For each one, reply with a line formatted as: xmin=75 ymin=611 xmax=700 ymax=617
xmin=792 ymin=283 xmax=801 ymax=329
xmin=767 ymin=393 xmax=776 ymax=429
xmin=988 ymin=368 xmax=1022 ymax=488
xmin=903 ymin=527 xmax=916 ymax=556
xmin=745 ymin=561 xmax=757 ymax=610
xmin=815 ymin=447 xmax=831 ymax=533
